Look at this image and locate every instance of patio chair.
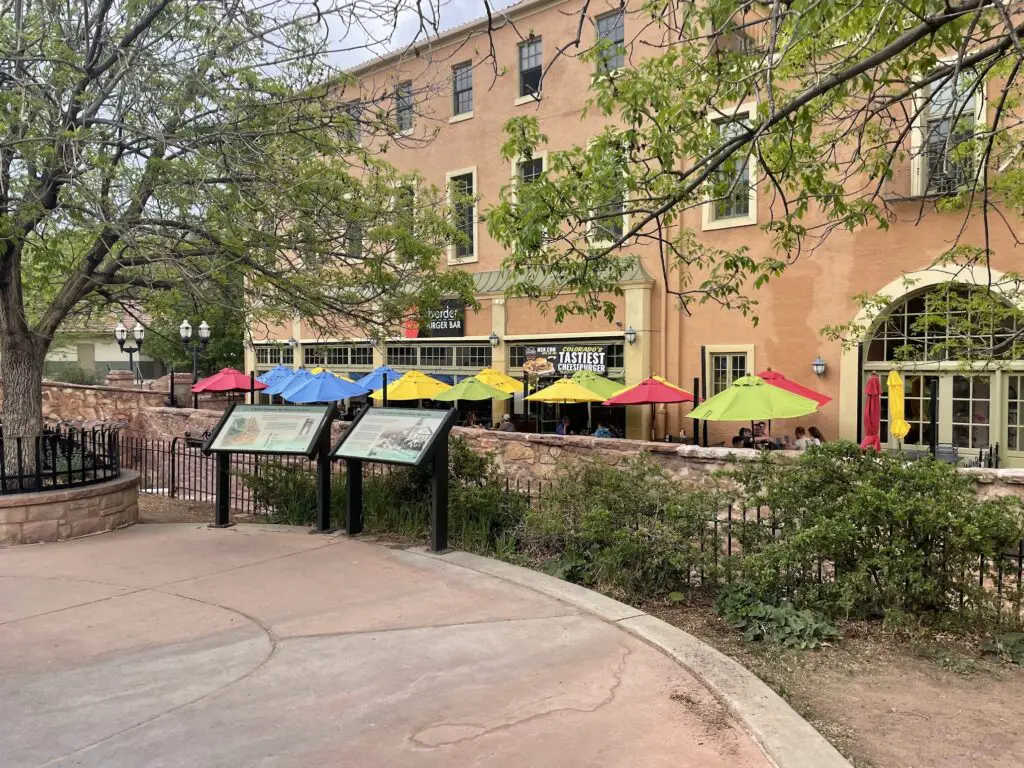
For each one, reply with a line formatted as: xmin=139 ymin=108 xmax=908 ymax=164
xmin=934 ymin=443 xmax=959 ymax=465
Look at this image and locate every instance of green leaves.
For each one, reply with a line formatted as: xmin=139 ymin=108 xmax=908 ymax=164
xmin=715 ymin=584 xmax=840 ymax=650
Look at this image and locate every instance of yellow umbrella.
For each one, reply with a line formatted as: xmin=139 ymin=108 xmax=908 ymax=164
xmin=371 ymin=369 xmax=452 ymax=401
xmin=476 ymin=367 xmax=523 ymax=394
xmin=653 ymin=375 xmax=691 ymax=395
xmin=525 ymin=378 xmax=605 ymax=403
xmin=886 ymin=370 xmax=911 ymax=440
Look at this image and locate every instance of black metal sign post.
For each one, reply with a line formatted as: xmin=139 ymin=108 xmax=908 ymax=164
xmin=212 ymin=451 xmax=232 ymax=527
xmin=333 ymin=405 xmax=457 ymax=552
xmin=314 ymin=424 xmax=334 ymax=534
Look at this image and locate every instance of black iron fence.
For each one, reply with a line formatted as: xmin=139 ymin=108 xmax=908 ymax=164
xmin=0 ymin=424 xmax=121 ymax=494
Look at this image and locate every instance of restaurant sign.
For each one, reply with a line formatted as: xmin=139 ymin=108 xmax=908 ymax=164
xmin=404 ymin=299 xmax=465 ymax=338
xmin=523 ymin=344 xmax=609 ymax=376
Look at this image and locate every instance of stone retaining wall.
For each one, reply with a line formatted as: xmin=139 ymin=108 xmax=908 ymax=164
xmin=36 ymin=382 xmax=167 ymax=426
xmin=0 ymin=470 xmax=140 ymax=546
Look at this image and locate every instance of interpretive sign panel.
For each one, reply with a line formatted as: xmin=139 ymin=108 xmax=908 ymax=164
xmin=333 ymin=407 xmax=455 ymax=466
xmin=204 ymin=403 xmax=334 ymax=457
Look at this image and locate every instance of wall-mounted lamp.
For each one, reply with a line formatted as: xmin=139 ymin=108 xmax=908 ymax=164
xmin=488 ymin=331 xmax=500 ymax=348
xmin=812 ymin=356 xmax=826 ymax=377
xmin=624 ymin=326 xmax=638 ymax=345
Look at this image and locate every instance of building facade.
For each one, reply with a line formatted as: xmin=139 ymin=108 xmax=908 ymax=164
xmin=245 ymin=0 xmax=1024 ymax=463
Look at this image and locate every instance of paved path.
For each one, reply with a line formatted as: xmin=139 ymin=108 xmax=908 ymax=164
xmin=0 ymin=525 xmax=770 ymax=768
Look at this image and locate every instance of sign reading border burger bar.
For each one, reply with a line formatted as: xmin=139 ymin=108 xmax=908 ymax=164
xmin=523 ymin=344 xmax=609 ymax=376
xmin=403 ymin=299 xmax=465 ymax=338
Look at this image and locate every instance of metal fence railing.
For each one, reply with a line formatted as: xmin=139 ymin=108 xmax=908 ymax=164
xmin=0 ymin=424 xmax=121 ymax=494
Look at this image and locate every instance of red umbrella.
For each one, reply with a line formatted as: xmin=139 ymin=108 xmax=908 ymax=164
xmin=757 ymin=369 xmax=832 ymax=407
xmin=192 ymin=368 xmax=267 ymax=393
xmin=603 ymin=377 xmax=694 ymax=406
xmin=859 ymin=373 xmax=882 ymax=453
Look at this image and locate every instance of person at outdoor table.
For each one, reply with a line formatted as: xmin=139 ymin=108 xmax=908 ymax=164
xmin=752 ymin=421 xmax=776 ymax=449
xmin=808 ymin=426 xmax=825 ymax=445
xmin=794 ymin=426 xmax=811 ymax=450
xmin=735 ymin=427 xmax=754 ymax=449
xmin=555 ymin=417 xmax=571 ymax=436
xmin=593 ymin=422 xmax=613 ymax=438
xmin=498 ymin=413 xmax=516 ymax=432
xmin=466 ymin=412 xmax=483 ymax=428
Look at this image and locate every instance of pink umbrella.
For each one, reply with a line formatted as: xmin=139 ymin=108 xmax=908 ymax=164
xmin=192 ymin=368 xmax=267 ymax=393
xmin=859 ymin=373 xmax=882 ymax=453
xmin=757 ymin=369 xmax=832 ymax=407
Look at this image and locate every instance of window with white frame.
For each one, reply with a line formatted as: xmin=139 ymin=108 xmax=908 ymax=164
xmin=590 ymin=141 xmax=627 ymax=244
xmin=708 ymin=115 xmax=753 ymax=223
xmin=452 ymin=62 xmax=473 ymax=115
xmin=455 ymin=345 xmax=492 ymax=368
xmin=952 ymin=374 xmax=991 ymax=449
xmin=917 ymin=70 xmax=981 ymax=196
xmin=255 ymin=345 xmax=293 ymax=366
xmin=595 ymin=10 xmax=625 ymax=71
xmin=519 ymin=38 xmax=542 ymax=97
xmin=449 ymin=170 xmax=476 ymax=262
xmin=343 ymin=101 xmax=361 ymax=143
xmin=1007 ymin=375 xmax=1024 ymax=450
xmin=395 ymin=81 xmax=413 ymax=131
xmin=709 ymin=352 xmax=747 ymax=395
xmin=387 ymin=346 xmax=417 ymax=367
xmin=518 ymin=157 xmax=543 ymax=184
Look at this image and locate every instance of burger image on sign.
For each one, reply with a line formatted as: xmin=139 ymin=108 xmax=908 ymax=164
xmin=523 ymin=356 xmax=555 ymax=376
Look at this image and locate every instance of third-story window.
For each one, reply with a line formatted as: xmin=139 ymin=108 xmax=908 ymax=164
xmin=395 ymin=81 xmax=413 ymax=131
xmin=596 ymin=10 xmax=625 ymax=71
xmin=923 ymin=72 xmax=977 ymax=196
xmin=452 ymin=62 xmax=473 ymax=115
xmin=344 ymin=101 xmax=361 ymax=143
xmin=519 ymin=38 xmax=542 ymax=97
xmin=451 ymin=172 xmax=475 ymax=260
xmin=518 ymin=157 xmax=543 ymax=184
xmin=711 ymin=117 xmax=751 ymax=220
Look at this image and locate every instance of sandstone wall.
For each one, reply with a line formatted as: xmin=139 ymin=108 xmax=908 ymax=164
xmin=0 ymin=470 xmax=140 ymax=546
xmin=15 ymin=381 xmax=169 ymax=427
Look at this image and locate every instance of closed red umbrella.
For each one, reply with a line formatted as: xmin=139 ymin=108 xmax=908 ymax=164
xmin=603 ymin=378 xmax=694 ymax=405
xmin=757 ymin=369 xmax=832 ymax=407
xmin=192 ymin=368 xmax=267 ymax=393
xmin=859 ymin=373 xmax=882 ymax=453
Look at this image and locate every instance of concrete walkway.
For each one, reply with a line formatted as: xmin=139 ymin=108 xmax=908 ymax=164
xmin=0 ymin=525 xmax=770 ymax=768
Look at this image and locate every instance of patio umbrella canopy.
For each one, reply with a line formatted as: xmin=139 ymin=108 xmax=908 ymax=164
xmin=525 ymin=378 xmax=605 ymax=404
xmin=570 ymin=370 xmax=625 ymax=400
xmin=475 ymin=367 xmax=523 ymax=394
xmin=192 ymin=368 xmax=267 ymax=394
xmin=860 ymin=373 xmax=883 ymax=452
xmin=603 ymin=377 xmax=694 ymax=406
xmin=256 ymin=365 xmax=293 ymax=385
xmin=886 ymin=370 xmax=911 ymax=440
xmin=433 ymin=376 xmax=511 ymax=402
xmin=263 ymin=368 xmax=309 ymax=396
xmin=688 ymin=375 xmax=819 ymax=421
xmin=283 ymin=371 xmax=369 ymax=403
xmin=370 ymin=370 xmax=452 ymax=401
xmin=355 ymin=365 xmax=402 ymax=392
xmin=757 ymin=369 xmax=832 ymax=407
xmin=308 ymin=367 xmax=355 ymax=382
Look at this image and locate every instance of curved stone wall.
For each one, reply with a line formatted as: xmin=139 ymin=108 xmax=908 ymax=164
xmin=0 ymin=470 xmax=140 ymax=546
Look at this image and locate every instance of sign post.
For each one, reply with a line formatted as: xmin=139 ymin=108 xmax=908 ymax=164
xmin=203 ymin=403 xmax=336 ymax=530
xmin=333 ymin=406 xmax=457 ymax=551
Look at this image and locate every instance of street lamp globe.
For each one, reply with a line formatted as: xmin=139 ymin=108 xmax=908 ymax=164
xmin=132 ymin=322 xmax=145 ymax=344
xmin=198 ymin=321 xmax=211 ymax=342
xmin=179 ymin=320 xmax=192 ymax=342
xmin=114 ymin=321 xmax=127 ymax=347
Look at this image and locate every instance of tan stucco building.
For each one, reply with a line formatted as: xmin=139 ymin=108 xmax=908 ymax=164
xmin=246 ymin=0 xmax=1024 ymax=465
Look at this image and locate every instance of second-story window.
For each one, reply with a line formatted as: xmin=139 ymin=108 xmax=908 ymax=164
xmin=711 ymin=116 xmax=752 ymax=221
xmin=595 ymin=10 xmax=625 ymax=71
xmin=519 ymin=38 xmax=542 ymax=98
xmin=452 ymin=62 xmax=473 ymax=115
xmin=518 ymin=157 xmax=543 ymax=184
xmin=395 ymin=81 xmax=413 ymax=131
xmin=343 ymin=101 xmax=361 ymax=143
xmin=450 ymin=172 xmax=475 ymax=261
xmin=922 ymin=72 xmax=977 ymax=196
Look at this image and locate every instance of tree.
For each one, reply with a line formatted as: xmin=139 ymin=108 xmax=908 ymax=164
xmin=0 ymin=0 xmax=474 ymax=440
xmin=486 ymin=0 xmax=1024 ymax=342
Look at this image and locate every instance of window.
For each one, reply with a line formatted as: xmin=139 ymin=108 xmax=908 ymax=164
xmin=518 ymin=157 xmax=544 ymax=185
xmin=343 ymin=101 xmax=361 ymax=143
xmin=592 ymin=195 xmax=624 ymax=243
xmin=456 ymin=345 xmax=492 ymax=368
xmin=255 ymin=345 xmax=293 ymax=366
xmin=709 ymin=352 xmax=747 ymax=395
xmin=449 ymin=171 xmax=476 ymax=262
xmin=324 ymin=347 xmax=350 ymax=366
xmin=952 ymin=375 xmax=990 ymax=449
xmin=606 ymin=342 xmax=624 ymax=371
xmin=395 ymin=81 xmax=413 ymax=131
xmin=386 ymin=346 xmax=417 ymax=367
xmin=302 ymin=343 xmax=372 ymax=368
xmin=508 ymin=345 xmax=527 ymax=369
xmin=877 ymin=373 xmax=933 ymax=446
xmin=519 ymin=38 xmax=542 ymax=97
xmin=420 ymin=346 xmax=454 ymax=368
xmin=345 ymin=221 xmax=362 ymax=259
xmin=1008 ymin=376 xmax=1024 ymax=450
xmin=710 ymin=117 xmax=751 ymax=221
xmin=921 ymin=72 xmax=978 ymax=196
xmin=595 ymin=10 xmax=625 ymax=71
xmin=351 ymin=346 xmax=373 ymax=366
xmin=452 ymin=62 xmax=473 ymax=115
xmin=304 ymin=346 xmax=323 ymax=366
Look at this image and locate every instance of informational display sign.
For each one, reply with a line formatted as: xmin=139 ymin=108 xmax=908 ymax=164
xmin=523 ymin=343 xmax=609 ymax=376
xmin=205 ymin=404 xmax=334 ymax=456
xmin=403 ymin=299 xmax=465 ymax=338
xmin=333 ymin=407 xmax=454 ymax=466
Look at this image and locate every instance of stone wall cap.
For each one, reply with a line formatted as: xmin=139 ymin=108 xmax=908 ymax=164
xmin=0 ymin=470 xmax=139 ymax=508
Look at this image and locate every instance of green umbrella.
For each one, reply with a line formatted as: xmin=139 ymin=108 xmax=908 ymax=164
xmin=570 ymin=370 xmax=625 ymax=399
xmin=689 ymin=375 xmax=819 ymax=421
xmin=432 ymin=375 xmax=512 ymax=402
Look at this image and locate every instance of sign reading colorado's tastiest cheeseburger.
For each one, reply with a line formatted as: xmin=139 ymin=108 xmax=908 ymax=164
xmin=523 ymin=344 xmax=609 ymax=376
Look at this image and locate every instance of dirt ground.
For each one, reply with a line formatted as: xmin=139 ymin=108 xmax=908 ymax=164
xmin=137 ymin=494 xmax=215 ymax=524
xmin=649 ymin=596 xmax=1024 ymax=768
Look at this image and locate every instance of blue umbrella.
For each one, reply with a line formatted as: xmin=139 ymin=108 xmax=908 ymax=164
xmin=264 ymin=368 xmax=309 ymax=396
xmin=283 ymin=371 xmax=370 ymax=403
xmin=355 ymin=365 xmax=402 ymax=392
xmin=257 ymin=365 xmax=293 ymax=385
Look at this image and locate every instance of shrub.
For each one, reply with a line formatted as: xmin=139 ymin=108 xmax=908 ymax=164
xmin=728 ymin=442 xmax=1024 ymax=622
xmin=715 ymin=583 xmax=840 ymax=649
xmin=245 ymin=461 xmax=319 ymax=525
xmin=526 ymin=453 xmax=722 ymax=600
xmin=47 ymin=365 xmax=99 ymax=385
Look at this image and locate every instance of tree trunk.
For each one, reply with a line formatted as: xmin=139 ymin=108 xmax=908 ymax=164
xmin=1 ymin=328 xmax=45 ymax=439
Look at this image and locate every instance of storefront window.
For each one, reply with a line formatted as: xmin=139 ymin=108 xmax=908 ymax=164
xmin=1008 ymin=376 xmax=1024 ymax=450
xmin=952 ymin=375 xmax=990 ymax=448
xmin=710 ymin=352 xmax=746 ymax=395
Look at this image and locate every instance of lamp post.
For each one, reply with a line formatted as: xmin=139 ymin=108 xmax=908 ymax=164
xmin=114 ymin=321 xmax=146 ymax=384
xmin=181 ymin=320 xmax=211 ymax=409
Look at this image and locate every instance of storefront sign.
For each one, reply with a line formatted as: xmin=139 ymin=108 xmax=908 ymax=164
xmin=205 ymin=404 xmax=333 ymax=456
xmin=333 ymin=407 xmax=451 ymax=466
xmin=523 ymin=343 xmax=609 ymax=376
xmin=404 ymin=299 xmax=465 ymax=338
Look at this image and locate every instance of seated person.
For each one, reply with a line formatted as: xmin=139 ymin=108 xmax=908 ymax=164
xmin=794 ymin=426 xmax=811 ymax=450
xmin=731 ymin=435 xmax=747 ymax=449
xmin=736 ymin=427 xmax=755 ymax=449
xmin=752 ymin=421 xmax=776 ymax=449
xmin=555 ymin=417 xmax=571 ymax=436
xmin=808 ymin=426 xmax=825 ymax=445
xmin=497 ymin=413 xmax=516 ymax=432
xmin=593 ymin=422 xmax=614 ymax=438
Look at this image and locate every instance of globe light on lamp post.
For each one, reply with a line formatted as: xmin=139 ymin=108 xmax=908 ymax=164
xmin=181 ymin=320 xmax=211 ymax=408
xmin=113 ymin=321 xmax=145 ymax=384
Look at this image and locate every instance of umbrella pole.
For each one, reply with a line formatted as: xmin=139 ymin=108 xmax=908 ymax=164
xmin=382 ymin=374 xmax=388 ymax=408
xmin=692 ymin=377 xmax=700 ymax=446
xmin=249 ymin=371 xmax=256 ymax=404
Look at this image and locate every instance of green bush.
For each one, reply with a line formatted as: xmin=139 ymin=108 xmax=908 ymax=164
xmin=526 ymin=453 xmax=722 ymax=600
xmin=715 ymin=583 xmax=840 ymax=649
xmin=728 ymin=442 xmax=1024 ymax=622
xmin=46 ymin=365 xmax=99 ymax=385
xmin=245 ymin=461 xmax=319 ymax=525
